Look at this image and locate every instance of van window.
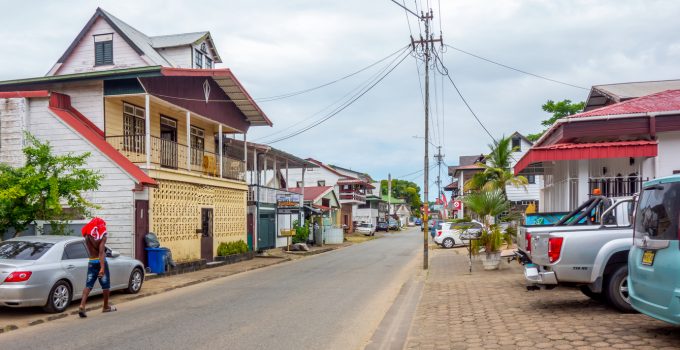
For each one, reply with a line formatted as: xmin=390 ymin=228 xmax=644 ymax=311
xmin=634 ymin=183 xmax=680 ymax=240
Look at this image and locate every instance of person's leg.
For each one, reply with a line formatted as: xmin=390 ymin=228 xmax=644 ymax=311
xmin=100 ymin=261 xmax=114 ymax=312
xmin=80 ymin=262 xmax=98 ymax=317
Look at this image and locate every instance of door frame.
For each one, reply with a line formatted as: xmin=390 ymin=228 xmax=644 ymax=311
xmin=200 ymin=207 xmax=214 ymax=262
xmin=134 ymin=200 xmax=150 ymax=264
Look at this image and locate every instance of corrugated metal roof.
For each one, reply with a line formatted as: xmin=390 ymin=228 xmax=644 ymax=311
xmin=99 ymin=9 xmax=172 ymax=67
xmin=514 ymin=140 xmax=658 ymax=175
xmin=570 ymin=89 xmax=680 ymax=119
xmin=150 ymin=32 xmax=208 ymax=48
xmin=592 ymin=80 xmax=680 ymax=100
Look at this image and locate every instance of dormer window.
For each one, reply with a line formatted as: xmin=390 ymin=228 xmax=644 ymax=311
xmin=511 ymin=136 xmax=521 ymax=151
xmin=94 ymin=34 xmax=113 ymax=66
xmin=195 ymin=49 xmax=203 ymax=69
xmin=205 ymin=57 xmax=213 ymax=69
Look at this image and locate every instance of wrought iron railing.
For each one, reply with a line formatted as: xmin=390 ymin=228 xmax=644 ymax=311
xmin=588 ymin=176 xmax=645 ymax=198
xmin=107 ymin=135 xmax=245 ymax=181
xmin=248 ymin=185 xmax=299 ymax=204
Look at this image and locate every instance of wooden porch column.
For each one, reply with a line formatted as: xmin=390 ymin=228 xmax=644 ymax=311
xmin=218 ymin=124 xmax=223 ymax=178
xmin=263 ymin=156 xmax=268 ymax=186
xmin=144 ymin=94 xmax=151 ymax=168
xmin=186 ymin=111 xmax=191 ymax=171
xmin=300 ymin=166 xmax=306 ymax=223
xmin=285 ymin=160 xmax=289 ymax=189
xmin=243 ymin=133 xmax=248 ymax=180
xmin=273 ymin=156 xmax=277 ymax=188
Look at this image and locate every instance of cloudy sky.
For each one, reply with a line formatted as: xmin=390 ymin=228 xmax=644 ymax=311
xmin=2 ymin=1 xmax=679 ymax=199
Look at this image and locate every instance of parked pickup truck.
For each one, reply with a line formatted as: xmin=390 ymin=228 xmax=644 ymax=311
xmin=519 ymin=195 xmax=636 ymax=312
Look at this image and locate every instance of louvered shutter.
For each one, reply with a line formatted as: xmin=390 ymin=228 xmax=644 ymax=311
xmin=102 ymin=41 xmax=113 ymax=64
xmin=95 ymin=42 xmax=105 ymax=65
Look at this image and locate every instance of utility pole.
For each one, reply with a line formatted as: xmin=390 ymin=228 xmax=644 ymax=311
xmin=388 ymin=173 xmax=392 ymax=219
xmin=391 ymin=0 xmax=442 ymax=270
xmin=434 ymin=146 xmax=444 ymax=201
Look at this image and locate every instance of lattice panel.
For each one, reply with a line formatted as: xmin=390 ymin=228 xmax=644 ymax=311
xmin=150 ymin=180 xmax=246 ymax=245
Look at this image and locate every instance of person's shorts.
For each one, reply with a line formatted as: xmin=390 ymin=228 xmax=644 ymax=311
xmin=86 ymin=260 xmax=110 ymax=290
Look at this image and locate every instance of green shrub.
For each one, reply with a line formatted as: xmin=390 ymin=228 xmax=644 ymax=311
xmin=292 ymin=219 xmax=310 ymax=244
xmin=217 ymin=240 xmax=249 ymax=256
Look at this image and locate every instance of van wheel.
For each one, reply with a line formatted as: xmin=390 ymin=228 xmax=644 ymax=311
xmin=579 ymin=285 xmax=604 ymax=302
xmin=603 ymin=264 xmax=635 ymax=313
xmin=442 ymin=238 xmax=454 ymax=249
xmin=43 ymin=280 xmax=72 ymax=313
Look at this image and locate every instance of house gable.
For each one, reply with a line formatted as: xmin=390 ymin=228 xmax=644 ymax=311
xmin=48 ymin=16 xmax=151 ymax=76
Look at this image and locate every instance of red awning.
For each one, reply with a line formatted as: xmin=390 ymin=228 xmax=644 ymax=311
xmin=514 ymin=140 xmax=658 ymax=175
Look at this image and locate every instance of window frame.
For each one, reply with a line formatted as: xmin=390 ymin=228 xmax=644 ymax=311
xmin=195 ymin=49 xmax=203 ymax=69
xmin=190 ymin=125 xmax=205 ymax=166
xmin=511 ymin=137 xmax=521 ymax=151
xmin=93 ymin=33 xmax=114 ymax=66
xmin=123 ymin=102 xmax=146 ymax=153
xmin=62 ymin=241 xmax=90 ymax=260
xmin=527 ymin=174 xmax=536 ymax=184
xmin=205 ymin=57 xmax=213 ymax=69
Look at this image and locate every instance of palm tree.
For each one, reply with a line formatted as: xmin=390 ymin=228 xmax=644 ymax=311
xmin=462 ymin=189 xmax=513 ymax=256
xmin=463 ymin=136 xmax=528 ymax=199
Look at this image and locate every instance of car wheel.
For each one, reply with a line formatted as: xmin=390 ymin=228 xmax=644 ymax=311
xmin=579 ymin=285 xmax=604 ymax=302
xmin=442 ymin=238 xmax=454 ymax=249
xmin=43 ymin=280 xmax=72 ymax=313
xmin=603 ymin=264 xmax=634 ymax=313
xmin=126 ymin=267 xmax=144 ymax=294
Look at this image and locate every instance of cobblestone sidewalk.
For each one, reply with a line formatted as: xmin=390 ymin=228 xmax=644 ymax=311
xmin=405 ymin=248 xmax=680 ymax=350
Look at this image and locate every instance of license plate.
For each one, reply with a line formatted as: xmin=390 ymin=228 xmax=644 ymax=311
xmin=642 ymin=250 xmax=656 ymax=266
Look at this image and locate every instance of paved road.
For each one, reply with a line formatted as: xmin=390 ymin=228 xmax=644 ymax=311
xmin=0 ymin=228 xmax=421 ymax=350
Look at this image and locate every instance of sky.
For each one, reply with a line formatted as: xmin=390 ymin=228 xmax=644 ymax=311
xmin=1 ymin=0 xmax=680 ymax=200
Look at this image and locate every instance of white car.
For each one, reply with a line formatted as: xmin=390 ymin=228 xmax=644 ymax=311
xmin=356 ymin=223 xmax=376 ymax=236
xmin=433 ymin=220 xmax=483 ymax=248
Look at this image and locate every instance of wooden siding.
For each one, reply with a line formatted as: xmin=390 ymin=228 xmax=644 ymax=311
xmin=54 ymin=17 xmax=148 ymax=76
xmin=27 ymin=98 xmax=137 ymax=256
xmin=0 ymin=98 xmax=26 ymax=167
xmin=657 ymin=131 xmax=680 ymax=177
xmin=52 ymin=81 xmax=105 ymax=130
xmin=157 ymin=46 xmax=192 ymax=68
xmin=508 ymin=137 xmax=542 ymax=202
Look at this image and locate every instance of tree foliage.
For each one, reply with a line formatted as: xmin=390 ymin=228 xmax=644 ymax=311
xmin=380 ymin=179 xmax=422 ymax=215
xmin=526 ymin=99 xmax=585 ymax=141
xmin=463 ymin=135 xmax=527 ymax=198
xmin=0 ymin=134 xmax=102 ymax=237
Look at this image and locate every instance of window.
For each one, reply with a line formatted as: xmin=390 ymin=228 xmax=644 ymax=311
xmin=205 ymin=57 xmax=213 ymax=69
xmin=527 ymin=174 xmax=536 ymax=184
xmin=317 ymin=180 xmax=325 ymax=187
xmin=94 ymin=34 xmax=113 ymax=66
xmin=511 ymin=137 xmax=521 ymax=151
xmin=200 ymin=42 xmax=207 ymax=52
xmin=296 ymin=181 xmax=303 ymax=188
xmin=62 ymin=242 xmax=89 ymax=260
xmin=190 ymin=126 xmax=205 ymax=166
xmin=123 ymin=103 xmax=145 ymax=153
xmin=0 ymin=241 xmax=53 ymax=260
xmin=634 ymin=183 xmax=680 ymax=240
xmin=195 ymin=50 xmax=203 ymax=69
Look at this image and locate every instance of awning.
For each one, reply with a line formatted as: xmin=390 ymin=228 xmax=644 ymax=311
xmin=514 ymin=140 xmax=658 ymax=175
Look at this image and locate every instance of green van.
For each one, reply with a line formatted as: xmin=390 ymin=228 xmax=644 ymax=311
xmin=628 ymin=174 xmax=680 ymax=325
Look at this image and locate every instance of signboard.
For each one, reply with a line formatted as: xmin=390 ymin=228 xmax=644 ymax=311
xmin=453 ymin=200 xmax=462 ymax=210
xmin=276 ymin=193 xmax=301 ymax=214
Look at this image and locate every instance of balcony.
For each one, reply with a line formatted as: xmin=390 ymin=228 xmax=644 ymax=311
xmin=107 ymin=134 xmax=245 ymax=181
xmin=248 ymin=185 xmax=300 ymax=205
xmin=339 ymin=192 xmax=366 ymax=204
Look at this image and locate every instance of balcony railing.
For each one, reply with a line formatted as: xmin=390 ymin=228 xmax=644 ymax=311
xmin=339 ymin=192 xmax=366 ymax=203
xmin=588 ymin=176 xmax=645 ymax=198
xmin=248 ymin=185 xmax=300 ymax=204
xmin=107 ymin=134 xmax=245 ymax=182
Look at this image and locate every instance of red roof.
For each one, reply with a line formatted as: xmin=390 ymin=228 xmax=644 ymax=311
xmin=0 ymin=91 xmax=50 ymax=98
xmin=286 ymin=186 xmax=333 ymax=202
xmin=569 ymin=89 xmax=680 ymax=119
xmin=514 ymin=140 xmax=658 ymax=175
xmin=48 ymin=93 xmax=157 ymax=187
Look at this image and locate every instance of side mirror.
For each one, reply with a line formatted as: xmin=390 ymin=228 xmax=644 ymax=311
xmin=111 ymin=250 xmax=121 ymax=258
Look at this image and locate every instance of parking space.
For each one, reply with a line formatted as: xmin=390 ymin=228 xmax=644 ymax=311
xmin=406 ymin=248 xmax=680 ymax=349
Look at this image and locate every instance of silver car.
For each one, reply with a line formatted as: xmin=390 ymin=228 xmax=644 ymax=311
xmin=0 ymin=235 xmax=145 ymax=313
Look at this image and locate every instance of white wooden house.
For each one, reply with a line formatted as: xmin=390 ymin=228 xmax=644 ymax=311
xmin=0 ymin=8 xmax=271 ymax=264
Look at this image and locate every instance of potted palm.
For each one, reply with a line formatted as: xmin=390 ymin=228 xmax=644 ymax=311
xmin=462 ymin=189 xmax=513 ymax=270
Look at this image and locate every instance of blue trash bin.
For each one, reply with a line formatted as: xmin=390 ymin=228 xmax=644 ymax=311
xmin=145 ymin=247 xmax=168 ymax=274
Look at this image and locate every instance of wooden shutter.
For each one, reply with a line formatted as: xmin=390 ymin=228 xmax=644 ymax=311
xmin=95 ymin=40 xmax=113 ymax=66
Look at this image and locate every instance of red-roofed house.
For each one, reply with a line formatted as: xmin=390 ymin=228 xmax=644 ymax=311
xmin=515 ymin=87 xmax=680 ymax=211
xmin=0 ymin=9 xmax=271 ymax=263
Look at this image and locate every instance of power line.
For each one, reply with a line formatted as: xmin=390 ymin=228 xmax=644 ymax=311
xmin=254 ymin=46 xmax=411 ymax=142
xmin=445 ymin=44 xmax=588 ymax=90
xmin=264 ymin=49 xmax=411 ymax=144
xmin=256 ymin=45 xmax=410 ymax=102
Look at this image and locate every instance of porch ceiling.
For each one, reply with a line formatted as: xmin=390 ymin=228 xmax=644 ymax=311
xmin=514 ymin=140 xmax=658 ymax=175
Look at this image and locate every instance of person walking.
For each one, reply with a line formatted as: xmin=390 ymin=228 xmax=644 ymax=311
xmin=78 ymin=217 xmax=116 ymax=317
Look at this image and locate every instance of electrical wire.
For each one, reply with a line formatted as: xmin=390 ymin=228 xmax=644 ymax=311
xmin=256 ymin=45 xmax=411 ymax=102
xmin=264 ymin=49 xmax=411 ymax=145
xmin=445 ymin=44 xmax=588 ymax=90
xmin=254 ymin=45 xmax=411 ymax=142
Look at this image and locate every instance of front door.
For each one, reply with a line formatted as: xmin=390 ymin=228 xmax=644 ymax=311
xmin=134 ymin=200 xmax=149 ymax=264
xmin=160 ymin=116 xmax=178 ymax=169
xmin=201 ymin=208 xmax=214 ymax=262
xmin=257 ymin=211 xmax=275 ymax=250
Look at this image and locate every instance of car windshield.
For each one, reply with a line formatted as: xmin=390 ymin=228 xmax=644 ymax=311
xmin=359 ymin=224 xmax=371 ymax=228
xmin=0 ymin=241 xmax=54 ymax=260
xmin=634 ymin=182 xmax=680 ymax=240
